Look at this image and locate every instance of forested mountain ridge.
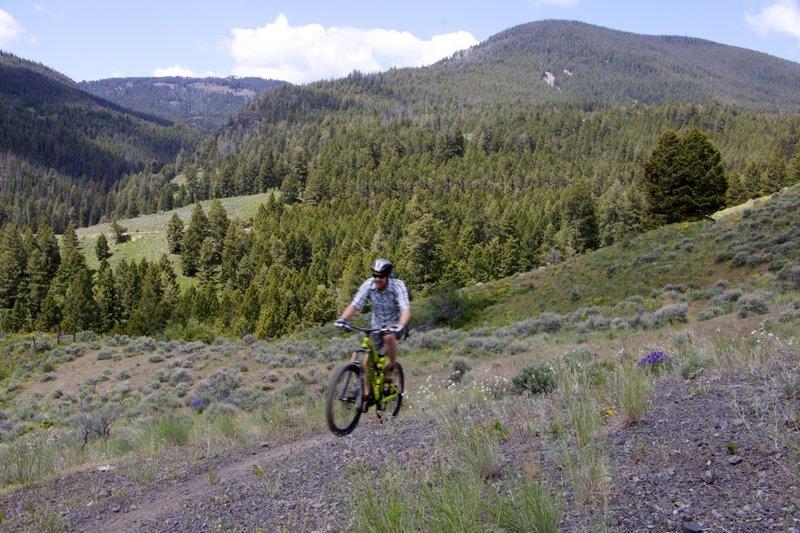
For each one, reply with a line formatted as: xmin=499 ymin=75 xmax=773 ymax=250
xmin=79 ymin=77 xmax=288 ymax=132
xmin=453 ymin=20 xmax=800 ymax=110
xmin=215 ymin=19 xmax=800 ymax=144
xmin=2 ymin=21 xmax=800 ymax=341
xmin=0 ymin=51 xmax=201 ymax=230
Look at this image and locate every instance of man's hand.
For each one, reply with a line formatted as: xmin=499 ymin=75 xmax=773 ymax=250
xmin=388 ymin=323 xmax=406 ymax=335
xmin=334 ymin=318 xmax=348 ymax=330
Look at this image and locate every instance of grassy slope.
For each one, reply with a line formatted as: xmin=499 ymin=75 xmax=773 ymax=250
xmin=74 ymin=191 xmax=276 ymax=285
xmin=1 ymin=186 xmax=797 ymax=520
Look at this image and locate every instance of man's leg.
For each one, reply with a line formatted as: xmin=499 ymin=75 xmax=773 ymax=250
xmin=383 ymin=332 xmax=398 ymax=382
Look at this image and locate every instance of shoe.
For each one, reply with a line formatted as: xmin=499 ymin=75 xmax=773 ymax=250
xmin=361 ymin=396 xmax=370 ymax=413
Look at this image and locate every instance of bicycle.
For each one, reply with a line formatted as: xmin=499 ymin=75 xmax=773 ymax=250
xmin=325 ymin=323 xmax=405 ymax=436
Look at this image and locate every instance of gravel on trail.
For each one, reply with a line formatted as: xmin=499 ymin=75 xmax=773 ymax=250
xmin=2 ymin=372 xmax=800 ymax=532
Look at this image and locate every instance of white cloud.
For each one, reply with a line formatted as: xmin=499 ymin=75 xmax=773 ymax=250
xmin=153 ymin=65 xmax=196 ymax=77
xmin=745 ymin=0 xmax=800 ymax=39
xmin=223 ymin=13 xmax=478 ymax=84
xmin=153 ymin=65 xmax=217 ymax=78
xmin=0 ymin=9 xmax=24 ymax=45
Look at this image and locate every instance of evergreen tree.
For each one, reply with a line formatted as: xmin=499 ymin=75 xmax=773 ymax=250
xmin=643 ymin=128 xmax=727 ymax=224
xmin=181 ymin=203 xmax=209 ymax=276
xmin=763 ymin=143 xmax=788 ymax=193
xmin=0 ymin=225 xmax=25 ymax=310
xmin=166 ymin=213 xmax=184 ymax=254
xmin=790 ymin=142 xmax=800 ymax=187
xmin=303 ymin=284 xmax=337 ymax=327
xmin=61 ymin=266 xmax=96 ymax=334
xmin=36 ymin=221 xmax=61 ymax=280
xmin=198 ymin=237 xmax=221 ymax=286
xmin=24 ymin=245 xmax=50 ymax=326
xmin=207 ymin=199 xmax=230 ymax=252
xmin=111 ymin=220 xmax=130 ymax=244
xmin=95 ymin=233 xmax=111 ymax=261
xmin=559 ymin=180 xmax=599 ymax=255
xmin=127 ymin=264 xmax=168 ymax=336
xmin=94 ymin=259 xmax=118 ymax=333
xmin=742 ymin=161 xmax=764 ymax=199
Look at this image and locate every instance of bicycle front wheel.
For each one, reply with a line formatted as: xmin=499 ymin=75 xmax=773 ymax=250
xmin=325 ymin=363 xmax=363 ymax=436
xmin=382 ymin=363 xmax=404 ymax=417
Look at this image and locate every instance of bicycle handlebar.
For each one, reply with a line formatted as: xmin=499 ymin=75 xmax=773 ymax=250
xmin=334 ymin=322 xmax=386 ymax=334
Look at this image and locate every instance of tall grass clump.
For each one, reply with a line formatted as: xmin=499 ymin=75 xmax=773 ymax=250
xmin=619 ymin=360 xmax=654 ymax=425
xmin=493 ymin=477 xmax=562 ymax=533
xmin=0 ymin=432 xmax=80 ymax=486
xmin=351 ymin=465 xmax=417 ymax=532
xmin=556 ymin=368 xmax=609 ymax=506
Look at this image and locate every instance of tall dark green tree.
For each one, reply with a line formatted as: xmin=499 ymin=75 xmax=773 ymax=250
xmin=763 ymin=143 xmax=788 ymax=193
xmin=166 ymin=213 xmax=184 ymax=254
xmin=181 ymin=203 xmax=209 ymax=276
xmin=643 ymin=128 xmax=727 ymax=224
xmin=94 ymin=259 xmax=118 ymax=333
xmin=61 ymin=266 xmax=96 ymax=334
xmin=559 ymin=180 xmax=600 ymax=255
xmin=95 ymin=233 xmax=111 ymax=261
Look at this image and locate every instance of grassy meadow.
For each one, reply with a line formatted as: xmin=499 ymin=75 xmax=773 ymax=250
xmin=1 ymin=185 xmax=799 ymax=529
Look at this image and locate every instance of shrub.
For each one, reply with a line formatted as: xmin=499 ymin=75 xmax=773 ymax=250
xmin=679 ymin=351 xmax=711 ymax=379
xmin=511 ymin=360 xmax=557 ymax=396
xmin=653 ymin=303 xmax=688 ymax=325
xmin=448 ymin=358 xmax=472 ymax=385
xmin=776 ymin=264 xmax=800 ymax=291
xmin=737 ymin=291 xmax=772 ymax=318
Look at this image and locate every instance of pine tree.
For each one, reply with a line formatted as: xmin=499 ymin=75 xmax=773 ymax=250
xmin=303 ymin=285 xmax=336 ymax=327
xmin=559 ymin=180 xmax=599 ymax=255
xmin=95 ymin=233 xmax=111 ymax=261
xmin=127 ymin=264 xmax=167 ymax=336
xmin=207 ymin=199 xmax=230 ymax=253
xmin=790 ymin=142 xmax=800 ymax=187
xmin=61 ymin=266 xmax=96 ymax=334
xmin=94 ymin=259 xmax=118 ymax=333
xmin=198 ymin=237 xmax=221 ymax=286
xmin=643 ymin=128 xmax=727 ymax=224
xmin=111 ymin=220 xmax=130 ymax=244
xmin=763 ymin=143 xmax=788 ymax=193
xmin=181 ymin=204 xmax=209 ymax=276
xmin=166 ymin=213 xmax=184 ymax=254
xmin=0 ymin=224 xmax=25 ymax=310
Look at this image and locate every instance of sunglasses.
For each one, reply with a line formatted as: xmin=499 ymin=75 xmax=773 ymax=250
xmin=372 ymin=273 xmax=387 ymax=279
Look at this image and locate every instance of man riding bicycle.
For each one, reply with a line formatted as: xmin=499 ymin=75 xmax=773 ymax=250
xmin=335 ymin=258 xmax=410 ymax=407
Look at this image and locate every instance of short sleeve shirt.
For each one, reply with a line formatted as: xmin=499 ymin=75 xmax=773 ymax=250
xmin=350 ymin=277 xmax=410 ymax=328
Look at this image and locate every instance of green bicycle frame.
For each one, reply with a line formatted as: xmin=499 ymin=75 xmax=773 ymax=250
xmin=358 ymin=335 xmax=400 ymax=405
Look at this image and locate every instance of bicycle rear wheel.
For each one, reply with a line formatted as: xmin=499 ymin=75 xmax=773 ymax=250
xmin=325 ymin=363 xmax=363 ymax=436
xmin=381 ymin=363 xmax=404 ymax=417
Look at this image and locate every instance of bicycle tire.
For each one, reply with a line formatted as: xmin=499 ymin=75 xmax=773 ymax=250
xmin=325 ymin=362 xmax=363 ymax=436
xmin=381 ymin=363 xmax=404 ymax=417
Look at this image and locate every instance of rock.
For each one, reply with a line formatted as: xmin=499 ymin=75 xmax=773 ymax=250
xmin=681 ymin=521 xmax=703 ymax=532
xmin=702 ymin=470 xmax=715 ymax=484
xmin=728 ymin=455 xmax=743 ymax=465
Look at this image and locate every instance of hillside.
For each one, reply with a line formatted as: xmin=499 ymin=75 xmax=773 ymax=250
xmin=0 ymin=51 xmax=201 ymax=230
xmin=0 ymin=184 xmax=798 ymax=531
xmin=79 ymin=77 xmax=288 ymax=132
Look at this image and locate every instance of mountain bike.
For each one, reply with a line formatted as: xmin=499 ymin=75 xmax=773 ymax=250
xmin=325 ymin=323 xmax=404 ymax=436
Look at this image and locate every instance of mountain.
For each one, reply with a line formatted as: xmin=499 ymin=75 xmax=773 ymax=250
xmin=435 ymin=20 xmax=800 ymax=110
xmin=0 ymin=51 xmax=201 ymax=230
xmin=79 ymin=77 xmax=288 ymax=132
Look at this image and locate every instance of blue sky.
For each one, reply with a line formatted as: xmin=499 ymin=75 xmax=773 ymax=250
xmin=1 ymin=0 xmax=799 ymax=83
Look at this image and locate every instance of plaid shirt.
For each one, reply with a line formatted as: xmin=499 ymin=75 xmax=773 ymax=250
xmin=350 ymin=277 xmax=410 ymax=328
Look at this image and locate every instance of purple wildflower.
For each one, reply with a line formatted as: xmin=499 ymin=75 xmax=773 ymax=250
xmin=637 ymin=350 xmax=674 ymax=370
xmin=189 ymin=398 xmax=207 ymax=413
